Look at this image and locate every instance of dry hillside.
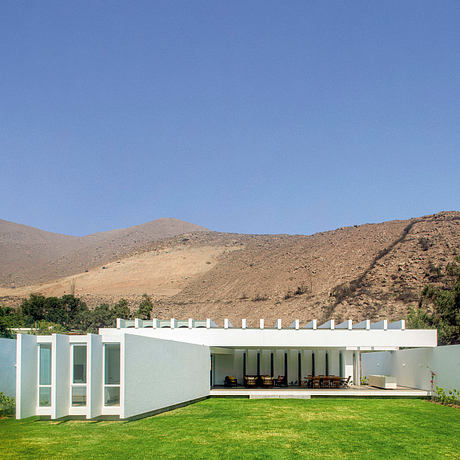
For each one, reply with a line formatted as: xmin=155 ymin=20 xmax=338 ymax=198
xmin=0 ymin=212 xmax=459 ymax=325
xmin=0 ymin=218 xmax=207 ymax=287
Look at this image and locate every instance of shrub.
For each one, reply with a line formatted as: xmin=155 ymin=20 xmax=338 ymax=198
xmin=252 ymin=294 xmax=268 ymax=302
xmin=418 ymin=237 xmax=431 ymax=251
xmin=0 ymin=392 xmax=15 ymax=416
xmin=435 ymin=386 xmax=460 ymax=405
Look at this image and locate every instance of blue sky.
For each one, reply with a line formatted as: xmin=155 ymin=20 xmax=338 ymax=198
xmin=1 ymin=1 xmax=459 ymax=236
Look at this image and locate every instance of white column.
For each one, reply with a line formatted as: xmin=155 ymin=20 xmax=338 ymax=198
xmin=52 ymin=334 xmax=70 ymax=420
xmin=343 ymin=350 xmax=354 ymax=382
xmin=87 ymin=334 xmax=103 ymax=419
xmin=16 ymin=334 xmax=37 ymax=419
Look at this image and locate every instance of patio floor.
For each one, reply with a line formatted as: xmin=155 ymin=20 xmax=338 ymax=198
xmin=210 ymin=385 xmax=430 ymax=399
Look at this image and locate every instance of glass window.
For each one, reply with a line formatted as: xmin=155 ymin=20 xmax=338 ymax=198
xmin=39 ymin=387 xmax=51 ymax=407
xmin=104 ymin=386 xmax=120 ymax=406
xmin=104 ymin=344 xmax=120 ymax=385
xmin=71 ymin=386 xmax=87 ymax=406
xmin=39 ymin=344 xmax=52 ymax=386
xmin=73 ymin=345 xmax=87 ymax=384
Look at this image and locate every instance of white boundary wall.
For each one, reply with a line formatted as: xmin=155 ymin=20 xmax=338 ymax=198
xmin=122 ymin=335 xmax=210 ymax=419
xmin=0 ymin=338 xmax=16 ymax=397
xmin=362 ymin=345 xmax=460 ymax=392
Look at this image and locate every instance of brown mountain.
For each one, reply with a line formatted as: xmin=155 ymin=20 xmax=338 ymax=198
xmin=0 ymin=218 xmax=207 ymax=287
xmin=0 ymin=212 xmax=458 ymax=325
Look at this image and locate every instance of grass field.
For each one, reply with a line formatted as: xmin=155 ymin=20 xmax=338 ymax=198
xmin=1 ymin=399 xmax=459 ymax=459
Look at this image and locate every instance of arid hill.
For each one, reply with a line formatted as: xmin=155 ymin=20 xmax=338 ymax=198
xmin=0 ymin=218 xmax=207 ymax=287
xmin=0 ymin=212 xmax=458 ymax=326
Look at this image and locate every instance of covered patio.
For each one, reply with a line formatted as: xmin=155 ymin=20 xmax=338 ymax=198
xmin=211 ymin=347 xmax=359 ymax=389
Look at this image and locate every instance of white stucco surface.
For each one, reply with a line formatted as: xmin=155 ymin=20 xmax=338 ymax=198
xmin=0 ymin=337 xmax=16 ymax=397
xmin=101 ymin=327 xmax=437 ymax=349
xmin=52 ymin=334 xmax=70 ymax=419
xmin=87 ymin=334 xmax=103 ymax=419
xmin=362 ymin=344 xmax=460 ymax=392
xmin=121 ymin=334 xmax=210 ymax=419
xmin=16 ymin=334 xmax=37 ymax=419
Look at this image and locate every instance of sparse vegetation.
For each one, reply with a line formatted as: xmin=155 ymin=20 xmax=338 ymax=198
xmin=285 ymin=284 xmax=308 ymax=300
xmin=0 ymin=392 xmax=15 ymax=416
xmin=252 ymin=294 xmax=268 ymax=302
xmin=434 ymin=386 xmax=460 ymax=406
xmin=407 ymin=261 xmax=460 ymax=345
xmin=418 ymin=236 xmax=431 ymax=251
xmin=428 ymin=261 xmax=442 ymax=278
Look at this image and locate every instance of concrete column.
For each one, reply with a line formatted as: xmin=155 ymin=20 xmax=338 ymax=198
xmin=52 ymin=334 xmax=70 ymax=419
xmin=16 ymin=334 xmax=37 ymax=419
xmin=87 ymin=334 xmax=103 ymax=419
xmin=343 ymin=350 xmax=354 ymax=382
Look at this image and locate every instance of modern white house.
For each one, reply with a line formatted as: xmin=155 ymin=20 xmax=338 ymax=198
xmin=15 ymin=318 xmax=438 ymax=420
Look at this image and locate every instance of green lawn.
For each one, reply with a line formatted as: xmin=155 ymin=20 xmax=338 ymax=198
xmin=1 ymin=399 xmax=459 ymax=459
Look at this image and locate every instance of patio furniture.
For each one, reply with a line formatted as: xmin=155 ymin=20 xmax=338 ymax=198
xmin=244 ymin=375 xmax=258 ymax=388
xmin=260 ymin=375 xmax=274 ymax=388
xmin=312 ymin=376 xmax=321 ymax=388
xmin=274 ymin=375 xmax=287 ymax=387
xmin=340 ymin=376 xmax=351 ymax=388
xmin=368 ymin=375 xmax=397 ymax=389
xmin=321 ymin=376 xmax=331 ymax=388
xmin=331 ymin=376 xmax=341 ymax=388
xmin=224 ymin=376 xmax=238 ymax=387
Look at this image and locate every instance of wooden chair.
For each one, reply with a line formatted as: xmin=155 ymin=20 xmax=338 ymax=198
xmin=224 ymin=376 xmax=238 ymax=387
xmin=244 ymin=376 xmax=257 ymax=388
xmin=312 ymin=376 xmax=321 ymax=389
xmin=274 ymin=375 xmax=287 ymax=387
xmin=331 ymin=376 xmax=341 ymax=388
xmin=321 ymin=376 xmax=331 ymax=388
xmin=340 ymin=376 xmax=351 ymax=388
xmin=261 ymin=375 xmax=274 ymax=388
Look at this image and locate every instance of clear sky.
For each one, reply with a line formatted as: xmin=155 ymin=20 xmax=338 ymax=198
xmin=1 ymin=1 xmax=459 ymax=236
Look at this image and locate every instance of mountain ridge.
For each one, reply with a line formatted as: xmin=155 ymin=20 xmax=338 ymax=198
xmin=0 ymin=211 xmax=458 ymax=325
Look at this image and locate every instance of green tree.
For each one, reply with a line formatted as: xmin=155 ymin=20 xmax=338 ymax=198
xmin=408 ymin=267 xmax=460 ymax=345
xmin=136 ymin=294 xmax=153 ymax=320
xmin=112 ymin=299 xmax=131 ymax=320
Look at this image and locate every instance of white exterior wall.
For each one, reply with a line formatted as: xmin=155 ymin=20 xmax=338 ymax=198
xmin=87 ymin=334 xmax=103 ymax=419
xmin=103 ymin=327 xmax=436 ymax=349
xmin=214 ymin=354 xmax=234 ymax=385
xmin=233 ymin=350 xmax=244 ymax=381
xmin=343 ymin=351 xmax=354 ymax=383
xmin=52 ymin=334 xmax=70 ymax=419
xmin=329 ymin=350 xmax=340 ymax=376
xmin=362 ymin=345 xmax=460 ymax=392
xmin=16 ymin=334 xmax=37 ymax=419
xmin=287 ymin=350 xmax=297 ymax=384
xmin=121 ymin=334 xmax=210 ymax=419
xmin=261 ymin=350 xmax=271 ymax=375
xmin=0 ymin=338 xmax=16 ymax=397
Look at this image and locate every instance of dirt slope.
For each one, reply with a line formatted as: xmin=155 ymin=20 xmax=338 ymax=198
xmin=0 ymin=218 xmax=207 ymax=287
xmin=0 ymin=212 xmax=458 ymax=325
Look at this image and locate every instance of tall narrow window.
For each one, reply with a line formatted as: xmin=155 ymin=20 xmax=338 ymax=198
xmin=71 ymin=345 xmax=87 ymax=406
xmin=104 ymin=343 xmax=120 ymax=406
xmin=311 ymin=352 xmax=315 ymax=376
xmin=39 ymin=344 xmax=52 ymax=407
xmin=284 ymin=352 xmax=288 ymax=381
xmin=298 ymin=352 xmax=302 ymax=386
xmin=325 ymin=352 xmax=329 ymax=376
xmin=270 ymin=353 xmax=274 ymax=377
